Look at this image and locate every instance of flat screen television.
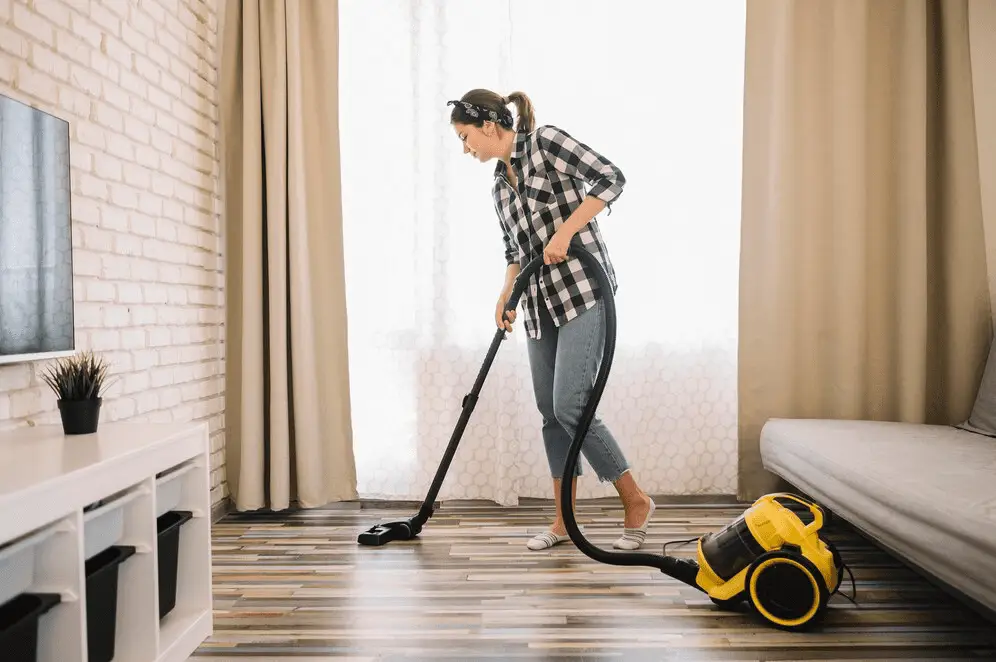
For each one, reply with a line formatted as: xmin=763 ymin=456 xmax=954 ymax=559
xmin=0 ymin=93 xmax=75 ymax=365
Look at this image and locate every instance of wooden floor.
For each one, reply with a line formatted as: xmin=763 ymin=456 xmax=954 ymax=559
xmin=189 ymin=501 xmax=996 ymax=661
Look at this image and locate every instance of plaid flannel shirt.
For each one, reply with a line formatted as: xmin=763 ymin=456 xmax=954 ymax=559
xmin=493 ymin=124 xmax=625 ymax=340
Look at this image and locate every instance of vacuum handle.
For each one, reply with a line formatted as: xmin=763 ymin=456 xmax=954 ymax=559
xmin=766 ymin=492 xmax=824 ymax=535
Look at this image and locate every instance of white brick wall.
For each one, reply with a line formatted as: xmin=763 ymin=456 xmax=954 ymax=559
xmin=0 ymin=0 xmax=227 ymax=508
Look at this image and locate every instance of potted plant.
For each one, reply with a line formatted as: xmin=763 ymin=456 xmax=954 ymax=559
xmin=41 ymin=350 xmax=113 ymax=435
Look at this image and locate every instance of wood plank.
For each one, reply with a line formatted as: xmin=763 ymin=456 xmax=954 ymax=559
xmin=189 ymin=502 xmax=996 ymax=659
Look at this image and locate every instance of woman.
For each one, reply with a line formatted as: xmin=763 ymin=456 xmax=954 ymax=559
xmin=448 ymin=89 xmax=656 ymax=551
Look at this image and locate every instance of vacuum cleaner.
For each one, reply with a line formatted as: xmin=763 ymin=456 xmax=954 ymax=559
xmin=358 ymin=239 xmax=854 ymax=631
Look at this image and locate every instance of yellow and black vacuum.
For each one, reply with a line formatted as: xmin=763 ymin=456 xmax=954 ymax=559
xmin=660 ymin=492 xmax=849 ymax=630
xmin=358 ymin=240 xmax=853 ymax=631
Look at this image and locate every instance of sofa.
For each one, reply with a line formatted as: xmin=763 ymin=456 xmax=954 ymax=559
xmin=759 ymin=335 xmax=996 ymax=618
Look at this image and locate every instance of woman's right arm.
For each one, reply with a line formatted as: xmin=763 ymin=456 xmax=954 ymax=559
xmin=502 ymin=262 xmax=521 ymax=294
xmin=496 ymin=263 xmax=521 ymax=331
xmin=494 ymin=197 xmax=520 ymax=329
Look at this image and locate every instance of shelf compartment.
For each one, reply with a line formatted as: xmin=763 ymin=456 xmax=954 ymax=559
xmin=21 ymin=515 xmax=85 ymax=662
xmin=95 ymin=476 xmax=160 ymax=662
xmin=156 ymin=511 xmax=192 ymax=620
xmin=0 ymin=592 xmax=61 ymax=662
xmin=0 ymin=522 xmax=59 ymax=606
xmin=84 ymin=545 xmax=136 ymax=662
xmin=83 ymin=486 xmax=144 ymax=561
xmin=157 ymin=458 xmax=212 ymax=660
xmin=154 ymin=461 xmax=197 ymax=519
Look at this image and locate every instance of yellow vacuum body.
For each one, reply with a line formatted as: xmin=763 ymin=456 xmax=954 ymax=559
xmin=693 ymin=493 xmax=843 ymax=630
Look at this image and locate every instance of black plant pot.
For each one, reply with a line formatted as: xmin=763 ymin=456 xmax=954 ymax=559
xmin=58 ymin=398 xmax=102 ymax=435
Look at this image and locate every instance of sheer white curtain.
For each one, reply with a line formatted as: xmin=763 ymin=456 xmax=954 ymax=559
xmin=338 ymin=0 xmax=746 ymax=503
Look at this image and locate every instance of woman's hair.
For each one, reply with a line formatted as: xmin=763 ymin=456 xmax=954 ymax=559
xmin=449 ymin=88 xmax=535 ymax=133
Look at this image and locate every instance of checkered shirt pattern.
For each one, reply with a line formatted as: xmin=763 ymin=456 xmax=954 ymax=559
xmin=493 ymin=124 xmax=625 ymax=340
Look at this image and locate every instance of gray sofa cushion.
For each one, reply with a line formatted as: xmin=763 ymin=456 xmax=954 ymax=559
xmin=959 ymin=334 xmax=996 ymax=437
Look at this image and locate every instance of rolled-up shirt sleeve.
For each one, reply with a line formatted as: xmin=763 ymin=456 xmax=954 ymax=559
xmin=536 ymin=125 xmax=625 ymax=209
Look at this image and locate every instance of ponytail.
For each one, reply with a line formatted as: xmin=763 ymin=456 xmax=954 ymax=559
xmin=506 ymin=91 xmax=534 ymax=133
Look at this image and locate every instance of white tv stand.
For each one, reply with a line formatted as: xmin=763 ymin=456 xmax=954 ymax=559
xmin=0 ymin=422 xmax=213 ymax=662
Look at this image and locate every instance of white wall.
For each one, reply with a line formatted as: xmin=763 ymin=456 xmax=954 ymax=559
xmin=970 ymin=0 xmax=996 ymax=324
xmin=0 ymin=0 xmax=227 ymax=508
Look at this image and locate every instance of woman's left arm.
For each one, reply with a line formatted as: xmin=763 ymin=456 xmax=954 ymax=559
xmin=557 ymin=196 xmax=609 ymax=239
xmin=536 ymin=125 xmax=625 ymax=262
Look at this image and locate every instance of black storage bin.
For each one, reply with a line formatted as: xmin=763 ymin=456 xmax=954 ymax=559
xmin=157 ymin=510 xmax=192 ymax=620
xmin=85 ymin=545 xmax=136 ymax=662
xmin=0 ymin=592 xmax=60 ymax=661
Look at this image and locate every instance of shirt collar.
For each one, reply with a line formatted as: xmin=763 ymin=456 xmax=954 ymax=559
xmin=511 ymin=128 xmax=528 ymax=159
xmin=493 ymin=130 xmax=530 ymax=179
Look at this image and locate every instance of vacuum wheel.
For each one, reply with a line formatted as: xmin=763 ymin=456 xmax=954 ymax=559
xmin=745 ymin=550 xmax=829 ymax=631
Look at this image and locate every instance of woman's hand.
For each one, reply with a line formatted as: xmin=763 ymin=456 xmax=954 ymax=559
xmin=495 ymin=288 xmax=516 ymax=332
xmin=544 ymin=228 xmax=572 ymax=265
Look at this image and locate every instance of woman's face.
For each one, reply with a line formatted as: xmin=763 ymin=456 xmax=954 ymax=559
xmin=453 ymin=121 xmax=499 ymax=162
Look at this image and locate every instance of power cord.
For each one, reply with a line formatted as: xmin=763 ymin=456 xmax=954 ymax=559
xmin=662 ymin=536 xmax=700 ymax=556
xmin=835 ymin=561 xmax=858 ymax=604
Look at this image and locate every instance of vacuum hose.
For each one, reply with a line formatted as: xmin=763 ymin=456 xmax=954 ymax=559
xmin=503 ymin=239 xmax=702 ymax=589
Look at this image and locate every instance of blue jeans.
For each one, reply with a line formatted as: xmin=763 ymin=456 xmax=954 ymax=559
xmin=526 ymin=299 xmax=630 ymax=482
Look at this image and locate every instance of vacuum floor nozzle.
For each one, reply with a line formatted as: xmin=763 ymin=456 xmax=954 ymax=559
xmin=357 ymin=517 xmax=421 ymax=546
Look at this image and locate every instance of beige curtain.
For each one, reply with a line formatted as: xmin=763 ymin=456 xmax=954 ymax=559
xmin=739 ymin=0 xmax=993 ymax=500
xmin=219 ymin=0 xmax=357 ymax=510
xmin=969 ymin=0 xmax=996 ymax=321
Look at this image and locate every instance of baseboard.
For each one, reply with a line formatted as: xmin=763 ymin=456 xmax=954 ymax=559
xmin=344 ymin=494 xmax=742 ymax=510
xmin=518 ymin=493 xmax=742 ymax=507
xmin=211 ymin=496 xmax=233 ymax=522
xmin=239 ymin=495 xmax=745 ymax=514
xmin=356 ymin=499 xmax=429 ymax=510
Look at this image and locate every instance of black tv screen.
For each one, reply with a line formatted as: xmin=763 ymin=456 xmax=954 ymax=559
xmin=0 ymin=93 xmax=75 ymax=365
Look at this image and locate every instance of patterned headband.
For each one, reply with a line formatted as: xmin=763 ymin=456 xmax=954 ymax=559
xmin=447 ymin=99 xmax=514 ymax=129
